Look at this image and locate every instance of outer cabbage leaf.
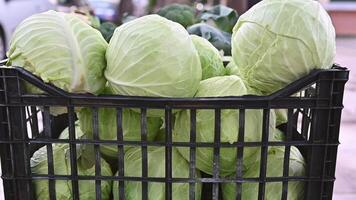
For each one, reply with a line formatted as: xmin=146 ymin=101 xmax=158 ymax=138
xmin=232 ymin=0 xmax=335 ymax=95
xmin=112 ymin=147 xmax=201 ymax=200
xmin=188 ymin=23 xmax=232 ymax=56
xmin=272 ymin=128 xmax=286 ymax=141
xmin=225 ymin=60 xmax=240 ymax=76
xmin=275 ymin=109 xmax=288 ymax=126
xmin=173 ymin=75 xmax=276 ymax=176
xmin=191 ymin=35 xmax=225 ymax=80
xmin=78 ymin=107 xmax=162 ymax=158
xmin=59 ymin=121 xmax=85 ymax=139
xmin=7 ymin=10 xmax=108 ymax=94
xmin=222 ymin=146 xmax=305 ymax=200
xmin=31 ymin=126 xmax=112 ymax=200
xmin=105 ymin=15 xmax=201 ymax=117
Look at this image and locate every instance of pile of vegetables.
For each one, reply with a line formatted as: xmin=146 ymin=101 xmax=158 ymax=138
xmin=5 ymin=0 xmax=336 ymax=199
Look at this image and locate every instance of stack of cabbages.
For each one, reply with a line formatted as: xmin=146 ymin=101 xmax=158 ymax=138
xmin=6 ymin=0 xmax=335 ymax=199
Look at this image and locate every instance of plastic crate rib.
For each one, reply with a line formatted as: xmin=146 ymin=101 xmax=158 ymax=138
xmin=0 ymin=65 xmax=349 ymax=200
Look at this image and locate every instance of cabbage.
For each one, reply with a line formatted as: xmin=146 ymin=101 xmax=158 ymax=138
xmin=31 ymin=124 xmax=112 ymax=199
xmin=231 ymin=0 xmax=335 ymax=95
xmin=31 ymin=144 xmax=112 ymax=200
xmin=272 ymin=128 xmax=286 ymax=141
xmin=7 ymin=10 xmax=108 ymax=94
xmin=112 ymin=147 xmax=202 ymax=200
xmin=59 ymin=121 xmax=85 ymax=139
xmin=275 ymin=109 xmax=288 ymax=126
xmin=225 ymin=60 xmax=240 ymax=76
xmin=222 ymin=146 xmax=305 ymax=200
xmin=191 ymin=35 xmax=225 ymax=80
xmin=105 ymin=15 xmax=202 ymax=114
xmin=78 ymin=107 xmax=162 ymax=158
xmin=173 ymin=75 xmax=276 ymax=176
xmin=187 ymin=23 xmax=232 ymax=56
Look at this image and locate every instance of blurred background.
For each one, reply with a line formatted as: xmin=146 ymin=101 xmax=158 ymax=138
xmin=0 ymin=0 xmax=355 ymax=199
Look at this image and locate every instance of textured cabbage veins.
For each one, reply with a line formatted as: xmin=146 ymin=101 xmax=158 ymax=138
xmin=232 ymin=0 xmax=335 ymax=94
xmin=105 ymin=15 xmax=201 ymax=98
xmin=7 ymin=10 xmax=107 ymax=94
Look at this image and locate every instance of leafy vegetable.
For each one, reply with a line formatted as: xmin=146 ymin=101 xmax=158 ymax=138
xmin=275 ymin=109 xmax=288 ymax=126
xmin=231 ymin=0 xmax=336 ymax=95
xmin=191 ymin=35 xmax=225 ymax=80
xmin=225 ymin=60 xmax=240 ymax=76
xmin=31 ymin=126 xmax=112 ymax=199
xmin=157 ymin=4 xmax=196 ymax=28
xmin=199 ymin=5 xmax=239 ymax=33
xmin=113 ymin=147 xmax=202 ymax=200
xmin=173 ymin=75 xmax=276 ymax=176
xmin=78 ymin=107 xmax=162 ymax=158
xmin=99 ymin=22 xmax=117 ymax=42
xmin=59 ymin=121 xmax=85 ymax=139
xmin=7 ymin=10 xmax=108 ymax=94
xmin=222 ymin=146 xmax=305 ymax=200
xmin=105 ymin=15 xmax=202 ymax=116
xmin=272 ymin=128 xmax=286 ymax=141
xmin=188 ymin=23 xmax=232 ymax=56
xmin=89 ymin=15 xmax=101 ymax=29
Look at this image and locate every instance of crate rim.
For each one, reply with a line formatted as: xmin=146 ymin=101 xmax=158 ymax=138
xmin=0 ymin=64 xmax=349 ymax=104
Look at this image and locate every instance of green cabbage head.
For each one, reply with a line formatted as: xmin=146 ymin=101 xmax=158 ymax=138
xmin=105 ymin=15 xmax=201 ymax=105
xmin=275 ymin=109 xmax=288 ymax=126
xmin=272 ymin=128 xmax=286 ymax=141
xmin=7 ymin=10 xmax=108 ymax=94
xmin=191 ymin=35 xmax=226 ymax=80
xmin=173 ymin=75 xmax=276 ymax=176
xmin=222 ymin=146 xmax=305 ymax=200
xmin=31 ymin=144 xmax=112 ymax=200
xmin=31 ymin=124 xmax=112 ymax=199
xmin=225 ymin=60 xmax=240 ymax=76
xmin=59 ymin=121 xmax=85 ymax=139
xmin=113 ymin=147 xmax=202 ymax=200
xmin=231 ymin=0 xmax=335 ymax=95
xmin=78 ymin=107 xmax=162 ymax=158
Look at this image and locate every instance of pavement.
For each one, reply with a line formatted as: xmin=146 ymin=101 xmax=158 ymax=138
xmin=334 ymin=123 xmax=356 ymax=200
xmin=0 ymin=38 xmax=355 ymax=199
xmin=333 ymin=37 xmax=356 ymax=200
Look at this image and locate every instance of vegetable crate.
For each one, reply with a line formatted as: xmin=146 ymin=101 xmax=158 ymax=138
xmin=0 ymin=64 xmax=349 ymax=200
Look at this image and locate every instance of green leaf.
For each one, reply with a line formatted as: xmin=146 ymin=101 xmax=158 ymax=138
xmin=99 ymin=22 xmax=117 ymax=42
xmin=187 ymin=23 xmax=232 ymax=56
xmin=199 ymin=5 xmax=239 ymax=33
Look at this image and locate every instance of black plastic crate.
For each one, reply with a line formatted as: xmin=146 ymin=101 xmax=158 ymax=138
xmin=0 ymin=64 xmax=349 ymax=200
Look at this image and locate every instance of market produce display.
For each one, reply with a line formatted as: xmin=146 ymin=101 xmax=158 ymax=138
xmin=3 ymin=0 xmax=337 ymax=198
